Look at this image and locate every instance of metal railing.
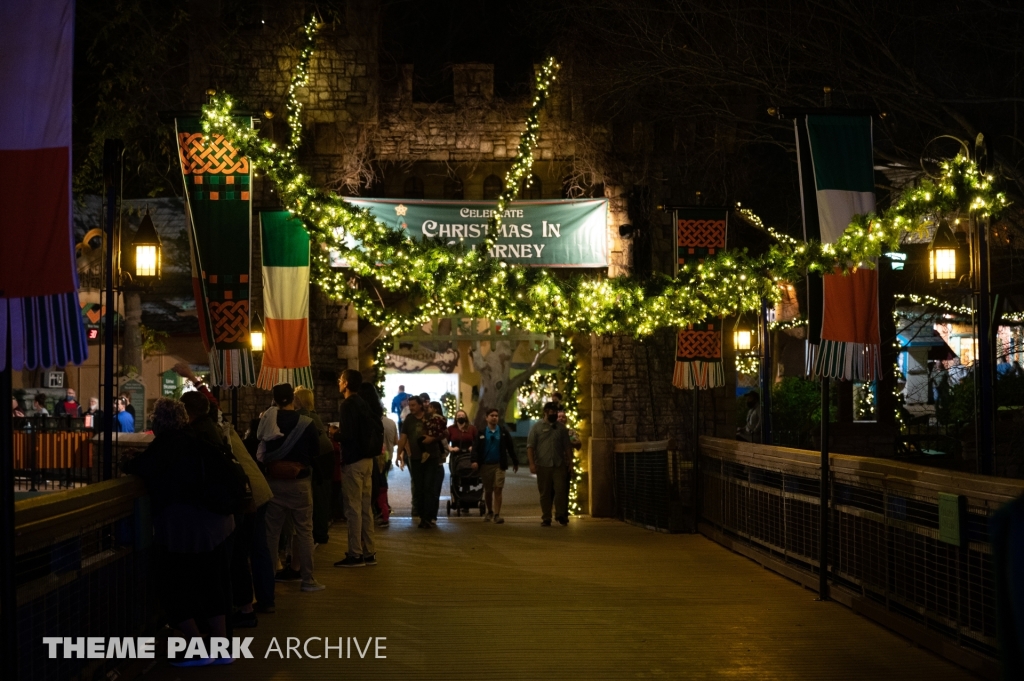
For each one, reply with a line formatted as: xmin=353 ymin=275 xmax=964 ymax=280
xmin=614 ymin=440 xmax=694 ymax=533
xmin=12 ymin=477 xmax=154 ymax=681
xmin=11 ymin=424 xmax=152 ymax=491
xmin=698 ymin=436 xmax=1021 ymax=679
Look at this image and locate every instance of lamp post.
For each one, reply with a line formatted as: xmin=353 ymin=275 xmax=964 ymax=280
xmin=925 ymin=150 xmax=994 ymax=474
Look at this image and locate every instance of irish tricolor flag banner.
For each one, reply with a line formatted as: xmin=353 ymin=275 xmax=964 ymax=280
xmin=258 ymin=212 xmax=313 ymax=390
xmin=795 ymin=115 xmax=880 ymax=381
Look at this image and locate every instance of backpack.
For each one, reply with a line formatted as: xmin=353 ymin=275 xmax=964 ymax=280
xmin=362 ymin=408 xmax=385 ymax=461
xmin=199 ymin=446 xmax=254 ymax=515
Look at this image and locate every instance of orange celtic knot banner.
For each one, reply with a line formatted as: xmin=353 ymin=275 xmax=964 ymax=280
xmin=178 ymin=132 xmax=250 ymax=175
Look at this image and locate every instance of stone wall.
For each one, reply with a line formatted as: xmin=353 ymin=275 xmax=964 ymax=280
xmin=186 ymin=2 xmax=741 ymax=509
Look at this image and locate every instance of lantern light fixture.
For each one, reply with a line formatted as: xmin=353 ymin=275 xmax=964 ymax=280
xmin=133 ymin=208 xmax=162 ymax=280
xmin=250 ymin=314 xmax=265 ymax=353
xmin=928 ymin=218 xmax=959 ymax=283
xmin=734 ymin=329 xmax=753 ymax=352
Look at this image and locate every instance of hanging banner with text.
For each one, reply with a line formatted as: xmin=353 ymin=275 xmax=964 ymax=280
xmin=344 ymin=198 xmax=608 ymax=268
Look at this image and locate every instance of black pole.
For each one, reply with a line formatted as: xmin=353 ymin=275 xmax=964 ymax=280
xmin=760 ymin=299 xmax=773 ymax=445
xmin=231 ymin=387 xmax=239 ymax=430
xmin=976 ymin=213 xmax=995 ymax=476
xmin=101 ymin=140 xmax=123 ymax=480
xmin=818 ymin=376 xmax=830 ymax=600
xmin=1 ymin=321 xmax=17 ymax=671
xmin=693 ymin=387 xmax=701 ymax=525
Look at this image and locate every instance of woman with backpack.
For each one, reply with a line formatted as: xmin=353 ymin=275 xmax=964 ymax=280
xmin=123 ymin=397 xmax=240 ymax=667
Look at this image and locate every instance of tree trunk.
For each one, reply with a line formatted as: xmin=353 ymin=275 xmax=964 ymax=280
xmin=470 ymin=340 xmax=548 ymax=430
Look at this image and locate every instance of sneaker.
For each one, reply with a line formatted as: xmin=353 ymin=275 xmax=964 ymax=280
xmin=494 ymin=515 xmax=505 ymax=525
xmin=429 ymin=519 xmax=437 ymax=527
xmin=484 ymin=512 xmax=494 ymax=522
xmin=171 ymin=657 xmax=214 ymax=668
xmin=377 ymin=519 xmax=389 ymax=528
xmin=557 ymin=517 xmax=569 ymax=526
xmin=541 ymin=520 xmax=552 ymax=527
xmin=363 ymin=554 xmax=377 ymax=566
xmin=301 ymin=580 xmax=327 ymax=592
xmin=275 ymin=567 xmax=301 ymax=582
xmin=232 ymin=611 xmax=258 ymax=628
xmin=418 ymin=521 xmax=430 ymax=529
xmin=334 ymin=555 xmax=365 ymax=568
xmin=254 ymin=603 xmax=275 ymax=614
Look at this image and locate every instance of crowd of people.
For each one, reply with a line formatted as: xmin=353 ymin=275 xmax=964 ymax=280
xmin=108 ymin=371 xmax=581 ymax=665
xmin=10 ymin=388 xmax=135 ymax=432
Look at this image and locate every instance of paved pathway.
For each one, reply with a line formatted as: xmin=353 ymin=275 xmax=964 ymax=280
xmin=144 ymin=514 xmax=980 ymax=680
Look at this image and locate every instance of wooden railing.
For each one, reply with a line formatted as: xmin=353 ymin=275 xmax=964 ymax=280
xmin=698 ymin=436 xmax=1023 ymax=680
xmin=613 ymin=440 xmax=694 ymax=533
xmin=13 ymin=477 xmax=154 ymax=680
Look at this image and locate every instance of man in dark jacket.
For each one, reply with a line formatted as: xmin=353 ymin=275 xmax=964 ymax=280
xmin=260 ymin=383 xmax=325 ymax=592
xmin=471 ymin=407 xmax=519 ymax=524
xmin=333 ymin=369 xmax=380 ymax=568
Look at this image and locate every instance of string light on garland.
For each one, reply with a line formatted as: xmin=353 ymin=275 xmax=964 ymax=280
xmin=735 ymin=354 xmax=760 ymax=376
xmin=198 ymin=15 xmax=1013 ymax=436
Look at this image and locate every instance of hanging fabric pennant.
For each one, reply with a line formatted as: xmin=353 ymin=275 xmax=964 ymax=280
xmin=672 ymin=208 xmax=728 ymax=390
xmin=257 ymin=211 xmax=313 ymax=390
xmin=0 ymin=0 xmax=88 ymax=372
xmin=795 ymin=115 xmax=880 ymax=381
xmin=175 ymin=116 xmax=256 ymax=387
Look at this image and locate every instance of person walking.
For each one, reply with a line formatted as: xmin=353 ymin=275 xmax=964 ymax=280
xmin=420 ymin=401 xmax=448 ymax=527
xmin=390 ymin=384 xmax=410 ymax=429
xmin=259 ymin=383 xmax=326 ymax=592
xmin=359 ymin=383 xmax=396 ymax=528
xmin=334 ymin=370 xmax=383 ymax=567
xmin=294 ymin=386 xmax=335 ymax=546
xmin=446 ymin=408 xmax=475 ymax=512
xmin=396 ymin=395 xmax=443 ymax=527
xmin=527 ymin=401 xmax=574 ymax=526
xmin=396 ymin=395 xmax=424 ymax=520
xmin=115 ymin=397 xmax=135 ymax=432
xmin=471 ymin=407 xmax=518 ymax=524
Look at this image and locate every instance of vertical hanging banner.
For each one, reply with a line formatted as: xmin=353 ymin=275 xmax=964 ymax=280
xmin=795 ymin=115 xmax=880 ymax=381
xmin=672 ymin=208 xmax=728 ymax=390
xmin=0 ymin=0 xmax=88 ymax=371
xmin=258 ymin=212 xmax=313 ymax=390
xmin=175 ymin=117 xmax=256 ymax=387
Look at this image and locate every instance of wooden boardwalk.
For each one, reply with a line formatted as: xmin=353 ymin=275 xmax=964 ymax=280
xmin=144 ymin=516 xmax=981 ymax=680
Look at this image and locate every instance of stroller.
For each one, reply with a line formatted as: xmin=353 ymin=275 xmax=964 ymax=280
xmin=445 ymin=451 xmax=486 ymax=516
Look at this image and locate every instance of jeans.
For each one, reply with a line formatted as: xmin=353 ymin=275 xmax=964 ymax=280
xmin=421 ymin=461 xmax=442 ymax=522
xmin=408 ymin=455 xmax=423 ymax=518
xmin=250 ymin=502 xmax=275 ymax=608
xmin=536 ymin=465 xmax=569 ymax=522
xmin=265 ymin=477 xmax=315 ymax=582
xmin=341 ymin=458 xmax=375 ymax=557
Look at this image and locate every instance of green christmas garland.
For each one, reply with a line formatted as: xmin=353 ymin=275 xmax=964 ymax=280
xmin=201 ymin=16 xmax=1008 ymax=392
